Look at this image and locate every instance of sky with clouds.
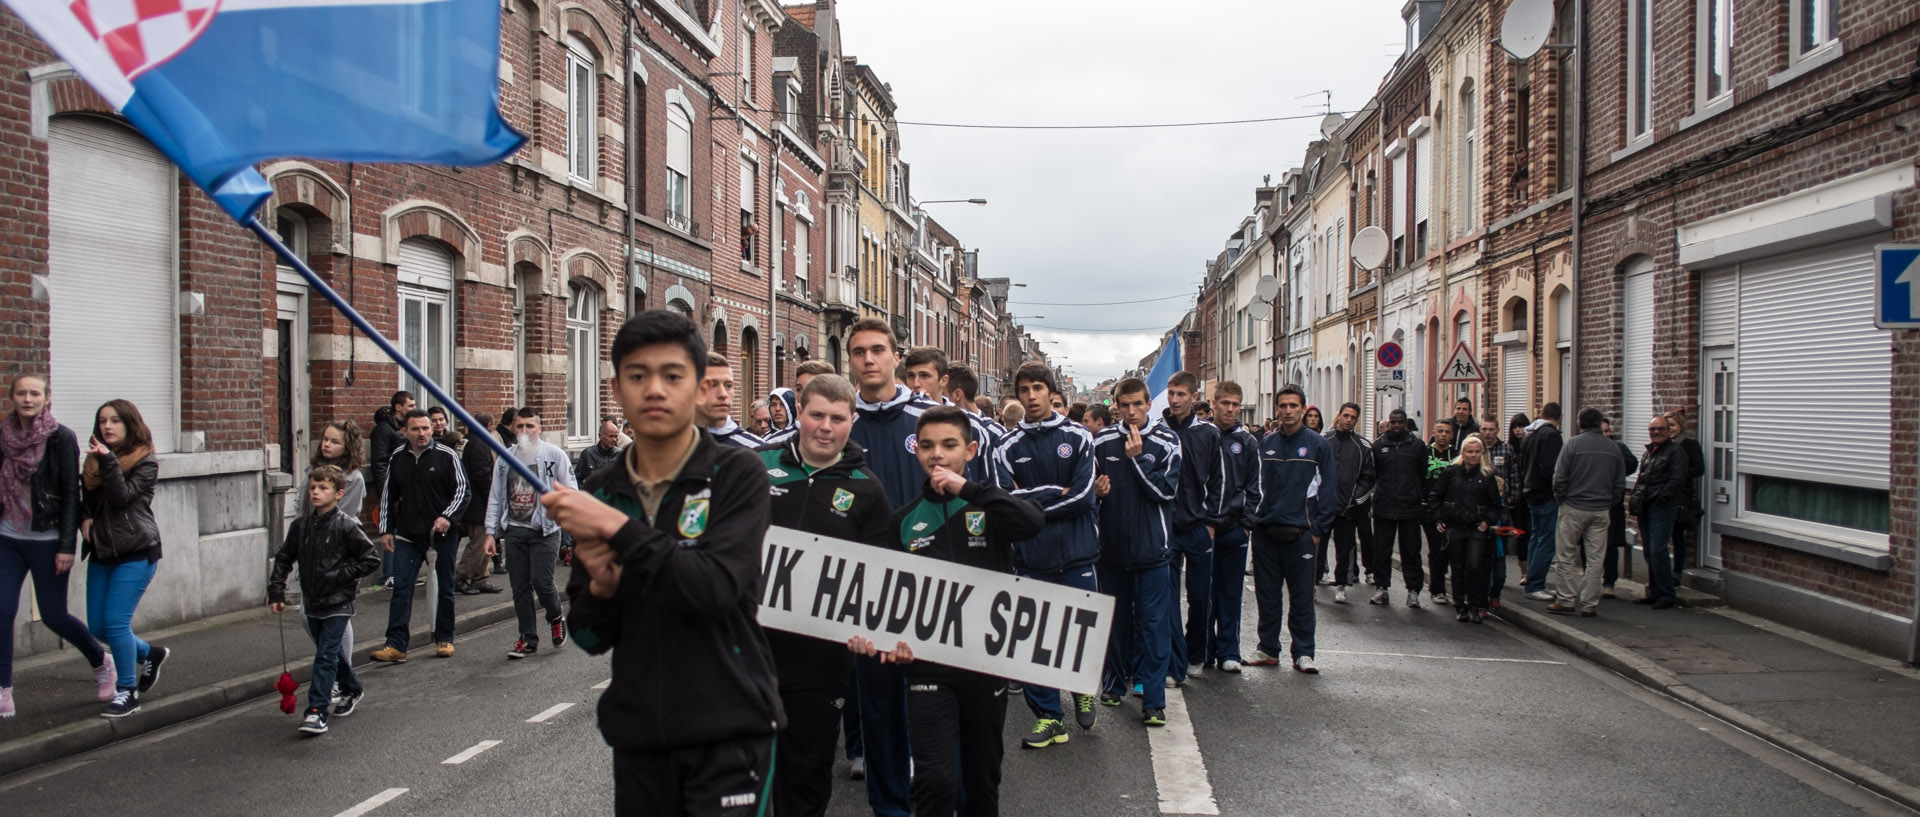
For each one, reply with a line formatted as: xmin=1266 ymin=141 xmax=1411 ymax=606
xmin=829 ymin=0 xmax=1409 ymax=388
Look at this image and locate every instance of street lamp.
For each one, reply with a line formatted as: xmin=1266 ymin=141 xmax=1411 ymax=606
xmin=920 ymin=199 xmax=988 ymax=206
xmin=1013 ymin=315 xmax=1045 ymax=320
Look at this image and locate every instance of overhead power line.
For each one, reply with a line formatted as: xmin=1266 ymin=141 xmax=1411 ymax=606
xmin=1025 ymin=324 xmax=1177 ymax=334
xmin=729 ymin=102 xmax=1351 ymax=131
xmin=1010 ymin=292 xmax=1194 ymax=307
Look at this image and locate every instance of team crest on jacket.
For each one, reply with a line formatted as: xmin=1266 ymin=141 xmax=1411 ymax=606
xmin=965 ymin=511 xmax=986 ymax=536
xmin=1056 ymin=443 xmax=1072 ymax=458
xmin=832 ymin=488 xmax=855 ymax=512
xmin=678 ymin=498 xmax=710 ymax=538
xmin=1297 ymin=446 xmax=1308 ymax=456
xmin=905 ymin=437 xmax=918 ymax=454
xmin=1231 ymin=442 xmax=1244 ymax=454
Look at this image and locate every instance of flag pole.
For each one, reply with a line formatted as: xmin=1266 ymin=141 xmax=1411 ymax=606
xmin=244 ymin=217 xmax=550 ymax=494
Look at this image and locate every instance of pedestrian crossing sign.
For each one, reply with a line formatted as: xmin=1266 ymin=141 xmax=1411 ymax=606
xmin=1436 ymin=341 xmax=1486 ymax=383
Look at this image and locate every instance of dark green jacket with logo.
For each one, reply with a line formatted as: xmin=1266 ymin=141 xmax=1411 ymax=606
xmin=756 ymin=438 xmax=893 ymax=691
xmin=566 ymin=430 xmax=783 ymax=752
xmin=892 ymin=477 xmax=1045 ymax=679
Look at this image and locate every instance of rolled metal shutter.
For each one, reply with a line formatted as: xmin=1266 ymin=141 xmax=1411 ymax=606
xmin=1621 ymin=261 xmax=1655 ymax=455
xmin=47 ymin=118 xmax=177 ymax=452
xmin=1737 ymin=238 xmax=1888 ymax=487
xmin=1390 ymin=153 xmax=1407 ymax=240
xmin=1701 ymin=267 xmax=1736 ymax=347
xmin=1502 ymin=345 xmax=1528 ymax=423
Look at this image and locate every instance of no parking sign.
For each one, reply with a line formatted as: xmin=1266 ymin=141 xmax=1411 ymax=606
xmin=1376 ymin=342 xmax=1405 ymax=391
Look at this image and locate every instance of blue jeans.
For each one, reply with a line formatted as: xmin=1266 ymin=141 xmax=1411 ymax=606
xmin=1014 ymin=565 xmax=1099 ymax=720
xmin=385 ymin=533 xmax=456 ymax=649
xmin=1490 ymin=517 xmax=1510 ymax=600
xmin=0 ymin=534 xmax=105 ymax=686
xmin=1251 ymin=528 xmax=1316 ymax=660
xmin=1166 ymin=525 xmax=1212 ymax=679
xmin=304 ymin=614 xmax=361 ymax=712
xmin=1208 ymin=527 xmax=1249 ymax=664
xmin=1096 ymin=562 xmax=1168 ymax=709
xmin=853 ymin=655 xmax=910 ymax=817
xmin=1525 ymin=500 xmax=1559 ymax=593
xmin=1639 ymin=505 xmax=1678 ymax=604
xmin=86 ymin=557 xmax=156 ymax=690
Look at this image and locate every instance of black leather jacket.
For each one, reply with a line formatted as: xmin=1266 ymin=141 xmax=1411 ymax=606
xmin=1371 ymin=431 xmax=1430 ymax=520
xmin=82 ymin=454 xmax=161 ymax=562
xmin=1631 ymin=440 xmax=1685 ymax=516
xmin=269 ymin=506 xmax=382 ymax=610
xmin=1427 ymin=464 xmax=1503 ymax=527
xmin=0 ymin=424 xmax=83 ymax=554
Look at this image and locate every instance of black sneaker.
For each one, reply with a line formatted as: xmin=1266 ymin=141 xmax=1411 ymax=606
xmin=333 ymin=689 xmax=365 ymax=717
xmin=1142 ymin=707 xmax=1167 ymax=727
xmin=551 ymin=620 xmax=567 ymax=648
xmin=1073 ymin=694 xmax=1097 ymax=730
xmin=1099 ymin=692 xmax=1123 ymax=707
xmin=298 ymin=708 xmax=329 ymax=735
xmin=137 ymin=646 xmax=170 ymax=695
xmin=101 ymin=690 xmax=139 ymax=719
xmin=507 ymin=640 xmax=536 ymax=659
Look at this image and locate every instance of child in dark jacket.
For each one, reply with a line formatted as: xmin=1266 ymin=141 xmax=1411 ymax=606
xmin=852 ymin=406 xmax=1045 ymax=817
xmin=269 ymin=465 xmax=382 ymax=736
xmin=1427 ymin=437 xmax=1504 ymax=623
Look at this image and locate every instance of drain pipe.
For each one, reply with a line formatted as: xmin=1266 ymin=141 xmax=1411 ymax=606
xmin=1567 ymin=0 xmax=1586 ymax=418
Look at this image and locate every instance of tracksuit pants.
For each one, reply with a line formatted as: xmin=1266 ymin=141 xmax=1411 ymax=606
xmin=1251 ymin=528 xmax=1316 ymax=660
xmin=1013 ymin=566 xmax=1099 ymax=721
xmin=1330 ymin=511 xmax=1368 ymax=586
xmin=1096 ymin=562 xmax=1168 ymax=710
xmin=612 ymin=735 xmax=773 ymax=817
xmin=1206 ymin=527 xmax=1248 ymax=665
xmin=908 ymin=668 xmax=1010 ymax=817
xmin=771 ymin=643 xmax=852 ymax=817
xmin=853 ymin=655 xmax=911 ymax=817
xmin=1370 ymin=517 xmax=1425 ymax=591
xmin=1166 ymin=525 xmax=1212 ymax=680
xmin=1423 ymin=520 xmax=1450 ymax=596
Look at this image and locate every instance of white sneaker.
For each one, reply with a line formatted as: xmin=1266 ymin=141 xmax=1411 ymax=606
xmin=1219 ymin=660 xmax=1242 ymax=673
xmin=849 ymin=757 xmax=866 ymax=780
xmin=1188 ymin=663 xmax=1204 ymax=679
xmin=1526 ymin=590 xmax=1555 ymax=601
xmin=1317 ymin=576 xmax=1335 ymax=586
xmin=93 ymin=654 xmax=116 ymax=702
xmin=1369 ymin=589 xmax=1390 ymax=605
xmin=1406 ymin=590 xmax=1422 ymax=608
xmin=1293 ymin=655 xmax=1319 ymax=674
xmin=0 ymin=685 xmax=13 ymax=719
xmin=1334 ymin=587 xmax=1349 ymax=604
xmin=1432 ymin=593 xmax=1451 ymax=606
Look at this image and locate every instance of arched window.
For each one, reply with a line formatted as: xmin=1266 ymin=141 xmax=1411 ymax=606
xmin=566 ymin=35 xmax=597 ymax=182
xmin=712 ymin=321 xmax=729 ymax=354
xmin=741 ymin=327 xmax=760 ymax=407
xmin=566 ymin=282 xmax=601 ymax=442
xmin=668 ymin=297 xmax=694 ymax=318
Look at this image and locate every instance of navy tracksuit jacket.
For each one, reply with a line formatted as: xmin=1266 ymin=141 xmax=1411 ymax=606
xmin=1247 ymin=425 xmax=1340 ymax=538
xmin=993 ymin=411 xmax=1100 ymax=573
xmin=1217 ymin=422 xmax=1261 ymax=530
xmin=1093 ymin=421 xmax=1182 ymax=569
xmin=1162 ymin=409 xmax=1226 ymax=534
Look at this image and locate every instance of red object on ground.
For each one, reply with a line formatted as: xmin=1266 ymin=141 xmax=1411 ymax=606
xmin=275 ymin=672 xmax=299 ymax=714
xmin=1492 ymin=526 xmax=1527 ymax=537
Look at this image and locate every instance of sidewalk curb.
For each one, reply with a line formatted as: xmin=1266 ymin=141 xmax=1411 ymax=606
xmin=0 ymin=598 xmax=519 ymax=780
xmin=1494 ymin=602 xmax=1920 ymax=812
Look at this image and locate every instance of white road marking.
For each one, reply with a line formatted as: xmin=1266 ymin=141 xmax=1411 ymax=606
xmin=1317 ymin=648 xmax=1565 ymax=665
xmin=592 ymin=679 xmax=611 ymax=690
xmin=334 ymin=788 xmax=408 ymax=817
xmin=1147 ymin=688 xmax=1219 ymax=815
xmin=527 ymin=702 xmax=576 ymax=723
xmin=442 ymin=740 xmax=502 ymax=765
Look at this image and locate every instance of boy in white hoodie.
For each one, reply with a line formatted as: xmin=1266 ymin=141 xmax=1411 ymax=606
xmin=484 ymin=408 xmax=579 ymax=658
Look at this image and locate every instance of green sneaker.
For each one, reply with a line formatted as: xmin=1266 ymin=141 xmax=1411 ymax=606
xmin=1023 ymin=718 xmax=1069 ymax=748
xmin=1073 ymin=694 xmax=1097 ymax=730
xmin=1143 ymin=707 xmax=1167 ymax=727
xmin=1100 ymin=692 xmax=1123 ymax=707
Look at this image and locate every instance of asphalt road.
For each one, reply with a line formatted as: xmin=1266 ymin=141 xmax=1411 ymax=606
xmin=1 ymin=577 xmax=1912 ymax=817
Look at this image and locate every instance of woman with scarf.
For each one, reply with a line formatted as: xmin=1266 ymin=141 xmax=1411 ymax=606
xmin=81 ymin=399 xmax=167 ymax=718
xmin=0 ymin=375 xmax=113 ymax=718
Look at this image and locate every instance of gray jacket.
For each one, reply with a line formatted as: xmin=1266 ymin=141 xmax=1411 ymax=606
xmin=1552 ymin=428 xmax=1626 ymax=512
xmin=485 ymin=441 xmax=579 ymax=536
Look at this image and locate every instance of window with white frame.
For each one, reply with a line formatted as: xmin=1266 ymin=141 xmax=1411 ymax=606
xmin=740 ymin=157 xmax=757 ymax=264
xmin=1459 ymin=80 xmax=1477 ymax=231
xmin=566 ymin=36 xmax=596 ymax=182
xmin=740 ymin=22 xmax=756 ymax=104
xmin=784 ymin=84 xmax=801 ymax=129
xmin=1791 ymin=0 xmax=1836 ymax=61
xmin=793 ymin=216 xmax=810 ymax=288
xmin=566 ymin=282 xmax=600 ymax=442
xmin=1627 ymin=0 xmax=1654 ymax=140
xmin=396 ymin=238 xmax=456 ymax=405
xmin=665 ymin=102 xmax=692 ymax=230
xmin=1698 ymin=0 xmax=1733 ymax=103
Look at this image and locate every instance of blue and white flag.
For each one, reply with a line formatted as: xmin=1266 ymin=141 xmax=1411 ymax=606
xmin=1144 ymin=330 xmax=1182 ymax=417
xmin=7 ymin=0 xmax=525 ymax=220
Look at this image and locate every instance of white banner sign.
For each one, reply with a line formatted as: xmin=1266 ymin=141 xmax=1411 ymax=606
xmin=757 ymin=526 xmax=1116 ymax=695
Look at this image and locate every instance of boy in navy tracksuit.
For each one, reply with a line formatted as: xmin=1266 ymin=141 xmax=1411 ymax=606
xmin=1092 ymin=378 xmax=1182 ymax=725
xmin=1206 ymin=382 xmax=1262 ymax=672
xmin=1244 ymin=386 xmax=1339 ymax=673
xmin=1161 ymin=372 xmax=1225 ymax=684
xmin=993 ymin=362 xmax=1100 ymax=747
xmin=857 ymin=406 xmax=1045 ymax=817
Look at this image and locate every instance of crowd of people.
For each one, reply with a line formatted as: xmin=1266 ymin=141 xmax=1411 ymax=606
xmin=0 ymin=306 xmax=1709 ymax=816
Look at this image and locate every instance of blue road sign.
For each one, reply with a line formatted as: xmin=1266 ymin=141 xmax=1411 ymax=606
xmin=1877 ymin=244 xmax=1920 ymax=329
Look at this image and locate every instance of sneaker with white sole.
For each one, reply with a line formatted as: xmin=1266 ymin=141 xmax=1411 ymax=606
xmin=1293 ymin=656 xmax=1319 ymax=674
xmin=93 ymin=654 xmax=116 ymax=702
xmin=1250 ymin=649 xmax=1283 ymax=666
xmin=1432 ymin=593 xmax=1451 ymax=606
xmin=1188 ymin=663 xmax=1204 ymax=679
xmin=101 ymin=689 xmax=138 ymax=719
xmin=0 ymin=686 xmax=13 ymax=719
xmin=137 ymin=646 xmax=169 ymax=695
xmin=1370 ymin=589 xmax=1390 ymax=605
xmin=1526 ymin=590 xmax=1555 ymax=601
xmin=1219 ymin=659 xmax=1243 ymax=673
xmin=333 ymin=688 xmax=364 ymax=717
xmin=298 ymin=708 xmax=329 ymax=735
xmin=1334 ymin=587 xmax=1348 ymax=604
xmin=1406 ymin=590 xmax=1422 ymax=608
xmin=848 ymin=757 xmax=866 ymax=780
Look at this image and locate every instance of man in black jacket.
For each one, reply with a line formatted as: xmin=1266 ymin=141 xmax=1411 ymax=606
xmin=1519 ymin=402 xmax=1565 ymax=600
xmin=1162 ymin=371 xmax=1224 ymax=684
xmin=543 ymin=310 xmax=781 ymax=817
xmin=372 ymin=409 xmax=467 ymax=662
xmin=759 ymin=374 xmax=893 ymax=817
xmin=1368 ymin=409 xmax=1429 ymax=606
xmin=454 ymin=413 xmax=501 ymax=595
xmin=1632 ymin=419 xmax=1687 ymax=609
xmin=367 ymin=390 xmax=413 ymax=584
xmin=1325 ymin=403 xmax=1376 ymax=604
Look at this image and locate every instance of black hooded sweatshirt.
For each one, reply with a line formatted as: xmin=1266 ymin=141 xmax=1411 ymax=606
xmin=756 ymin=438 xmax=894 ymax=691
xmin=566 ymin=432 xmax=784 ymax=752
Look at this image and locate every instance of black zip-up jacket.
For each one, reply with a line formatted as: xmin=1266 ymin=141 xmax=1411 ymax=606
xmin=1216 ymin=422 xmax=1261 ymax=529
xmin=268 ymin=506 xmax=381 ymax=610
xmin=567 ymin=432 xmax=783 ymax=752
xmin=1327 ymin=429 xmax=1376 ymax=515
xmin=460 ymin=433 xmax=495 ymax=527
xmin=757 ymin=439 xmax=892 ymax=692
xmin=379 ymin=442 xmax=468 ymax=543
xmin=894 ymin=477 xmax=1044 ymax=681
xmin=1370 ymin=431 xmax=1430 ymax=520
xmin=1632 ymin=440 xmax=1686 ymax=516
xmin=0 ymin=423 xmax=82 ymax=554
xmin=575 ymin=442 xmax=624 ymax=485
xmin=1093 ymin=421 xmax=1182 ymax=569
xmin=1520 ymin=422 xmax=1565 ymax=505
xmin=1675 ymin=436 xmax=1706 ymax=513
xmin=82 ymin=454 xmax=160 ymax=563
xmin=1162 ymin=409 xmax=1225 ymax=531
xmin=366 ymin=408 xmax=401 ymax=511
xmin=1427 ymin=464 xmax=1504 ymax=528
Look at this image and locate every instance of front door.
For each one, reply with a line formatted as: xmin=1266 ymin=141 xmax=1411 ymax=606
xmin=276 ymin=287 xmax=310 ymax=519
xmin=1702 ymin=348 xmax=1735 ymax=569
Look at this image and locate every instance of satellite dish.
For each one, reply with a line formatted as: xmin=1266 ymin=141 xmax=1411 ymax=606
xmin=1247 ymin=298 xmax=1272 ymax=322
xmin=1255 ymin=275 xmax=1281 ymax=300
xmin=1500 ymin=0 xmax=1556 ymax=60
xmin=1351 ymin=225 xmax=1390 ymax=271
xmin=1319 ymin=113 xmax=1347 ymax=140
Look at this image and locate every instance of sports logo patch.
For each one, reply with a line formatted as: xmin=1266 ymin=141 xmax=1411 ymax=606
xmin=678 ymin=499 xmax=710 ymax=538
xmin=965 ymin=511 xmax=986 ymax=536
xmin=1231 ymin=442 xmax=1244 ymax=455
xmin=1297 ymin=447 xmax=1308 ymax=456
xmin=768 ymin=468 xmax=788 ymax=478
xmin=1056 ymin=443 xmax=1073 ymax=458
xmin=906 ymin=436 xmax=918 ymax=454
xmin=832 ymin=488 xmax=855 ymax=512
